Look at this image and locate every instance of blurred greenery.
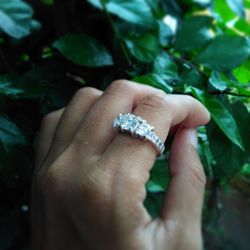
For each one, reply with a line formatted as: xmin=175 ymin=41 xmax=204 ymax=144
xmin=0 ymin=0 xmax=250 ymax=249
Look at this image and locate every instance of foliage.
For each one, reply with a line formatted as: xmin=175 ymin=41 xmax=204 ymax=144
xmin=0 ymin=0 xmax=250 ymax=249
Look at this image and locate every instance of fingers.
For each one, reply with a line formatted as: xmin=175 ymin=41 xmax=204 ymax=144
xmin=35 ymin=108 xmax=65 ymax=169
xmin=103 ymin=93 xmax=210 ymax=174
xmin=43 ymin=87 xmax=102 ymax=167
xmin=71 ymin=80 xmax=164 ymax=155
xmin=161 ymin=128 xmax=205 ymax=227
xmin=97 ymin=92 xmax=209 ymax=225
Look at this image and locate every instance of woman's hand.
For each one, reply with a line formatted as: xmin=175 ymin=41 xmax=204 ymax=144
xmin=32 ymin=80 xmax=210 ymax=250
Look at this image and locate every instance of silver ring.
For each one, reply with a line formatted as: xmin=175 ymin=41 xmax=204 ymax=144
xmin=113 ymin=113 xmax=165 ymax=156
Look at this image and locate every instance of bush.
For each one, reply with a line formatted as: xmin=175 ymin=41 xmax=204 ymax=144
xmin=0 ymin=0 xmax=250 ymax=249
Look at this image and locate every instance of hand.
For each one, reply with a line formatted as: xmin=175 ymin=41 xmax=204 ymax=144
xmin=31 ymin=80 xmax=210 ymax=250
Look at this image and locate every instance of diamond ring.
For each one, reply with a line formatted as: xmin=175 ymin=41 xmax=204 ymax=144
xmin=113 ymin=113 xmax=165 ymax=156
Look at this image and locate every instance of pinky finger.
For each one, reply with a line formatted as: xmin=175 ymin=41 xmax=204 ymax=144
xmin=35 ymin=108 xmax=65 ymax=170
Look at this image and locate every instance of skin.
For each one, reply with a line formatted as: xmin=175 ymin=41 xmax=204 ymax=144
xmin=31 ymin=80 xmax=210 ymax=250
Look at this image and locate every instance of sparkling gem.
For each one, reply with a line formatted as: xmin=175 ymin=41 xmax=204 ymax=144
xmin=135 ymin=122 xmax=151 ymax=137
xmin=120 ymin=114 xmax=138 ymax=131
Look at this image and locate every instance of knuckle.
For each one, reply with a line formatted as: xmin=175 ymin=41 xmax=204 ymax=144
xmin=41 ymin=109 xmax=62 ymax=126
xmin=107 ymin=79 xmax=133 ymax=93
xmin=79 ymin=169 xmax=110 ymax=202
xmin=141 ymin=93 xmax=174 ymax=112
xmin=74 ymin=87 xmax=100 ymax=99
xmin=184 ymin=94 xmax=197 ymax=103
xmin=39 ymin=165 xmax=65 ymax=198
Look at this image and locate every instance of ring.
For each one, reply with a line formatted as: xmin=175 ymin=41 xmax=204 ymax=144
xmin=113 ymin=113 xmax=165 ymax=156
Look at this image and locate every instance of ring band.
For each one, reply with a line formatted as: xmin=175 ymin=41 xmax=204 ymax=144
xmin=113 ymin=113 xmax=165 ymax=156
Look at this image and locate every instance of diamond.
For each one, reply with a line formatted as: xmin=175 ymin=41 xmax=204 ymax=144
xmin=120 ymin=114 xmax=138 ymax=132
xmin=135 ymin=122 xmax=151 ymax=138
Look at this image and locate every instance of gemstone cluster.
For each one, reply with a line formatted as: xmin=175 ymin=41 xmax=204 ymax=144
xmin=113 ymin=113 xmax=165 ymax=155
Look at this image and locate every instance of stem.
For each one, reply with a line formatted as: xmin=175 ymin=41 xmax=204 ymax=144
xmin=0 ymin=47 xmax=14 ymax=74
xmin=169 ymin=53 xmax=208 ymax=78
xmin=100 ymin=0 xmax=132 ymax=65
xmin=210 ymin=90 xmax=250 ymax=98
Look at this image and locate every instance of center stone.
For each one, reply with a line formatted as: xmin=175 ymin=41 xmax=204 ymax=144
xmin=136 ymin=123 xmax=150 ymax=137
xmin=120 ymin=115 xmax=138 ymax=131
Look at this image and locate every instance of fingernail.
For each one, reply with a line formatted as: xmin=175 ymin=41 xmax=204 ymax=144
xmin=187 ymin=128 xmax=198 ymax=149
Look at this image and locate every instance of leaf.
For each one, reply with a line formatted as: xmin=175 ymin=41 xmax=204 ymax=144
xmin=0 ymin=0 xmax=40 ymax=39
xmin=157 ymin=21 xmax=173 ymax=47
xmin=188 ymin=87 xmax=244 ymax=150
xmin=195 ymin=35 xmax=250 ymax=71
xmin=87 ymin=0 xmax=154 ymax=27
xmin=180 ymin=68 xmax=203 ymax=88
xmin=207 ymin=102 xmax=249 ymax=178
xmin=133 ymin=73 xmax=173 ymax=93
xmin=233 ymin=61 xmax=250 ymax=84
xmin=0 ymin=74 xmax=45 ymax=99
xmin=214 ymin=0 xmax=236 ymax=22
xmin=146 ymin=157 xmax=169 ymax=193
xmin=244 ymin=0 xmax=250 ymax=8
xmin=233 ymin=18 xmax=250 ymax=35
xmin=53 ymin=34 xmax=114 ymax=67
xmin=207 ymin=121 xmax=246 ymax=178
xmin=226 ymin=0 xmax=245 ymax=18
xmin=144 ymin=192 xmax=165 ymax=218
xmin=231 ymin=101 xmax=250 ymax=157
xmin=175 ymin=16 xmax=214 ymax=51
xmin=0 ymin=115 xmax=27 ymax=151
xmin=153 ymin=51 xmax=178 ymax=77
xmin=209 ymin=72 xmax=228 ymax=91
xmin=125 ymin=33 xmax=159 ymax=63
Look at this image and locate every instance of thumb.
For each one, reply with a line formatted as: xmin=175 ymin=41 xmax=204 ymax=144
xmin=161 ymin=127 xmax=206 ymax=226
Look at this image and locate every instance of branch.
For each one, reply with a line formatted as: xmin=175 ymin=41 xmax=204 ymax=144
xmin=169 ymin=53 xmax=208 ymax=78
xmin=100 ymin=0 xmax=132 ymax=65
xmin=210 ymin=90 xmax=250 ymax=98
xmin=0 ymin=48 xmax=14 ymax=74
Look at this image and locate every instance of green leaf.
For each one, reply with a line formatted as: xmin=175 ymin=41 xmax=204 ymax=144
xmin=144 ymin=192 xmax=165 ymax=218
xmin=180 ymin=68 xmax=203 ymax=88
xmin=207 ymin=121 xmax=246 ymax=178
xmin=133 ymin=73 xmax=173 ymax=93
xmin=209 ymin=72 xmax=228 ymax=91
xmin=233 ymin=61 xmax=250 ymax=84
xmin=188 ymin=87 xmax=244 ymax=150
xmin=244 ymin=0 xmax=250 ymax=8
xmin=231 ymin=101 xmax=250 ymax=157
xmin=175 ymin=15 xmax=214 ymax=51
xmin=0 ymin=115 xmax=27 ymax=151
xmin=153 ymin=51 xmax=178 ymax=77
xmin=213 ymin=0 xmax=236 ymax=22
xmin=146 ymin=157 xmax=169 ymax=193
xmin=53 ymin=34 xmax=114 ymax=67
xmin=207 ymin=101 xmax=250 ymax=178
xmin=87 ymin=0 xmax=154 ymax=27
xmin=233 ymin=18 xmax=250 ymax=35
xmin=125 ymin=33 xmax=159 ymax=63
xmin=0 ymin=0 xmax=40 ymax=39
xmin=196 ymin=35 xmax=250 ymax=71
xmin=0 ymin=74 xmax=45 ymax=99
xmin=226 ymin=0 xmax=245 ymax=18
xmin=157 ymin=21 xmax=173 ymax=47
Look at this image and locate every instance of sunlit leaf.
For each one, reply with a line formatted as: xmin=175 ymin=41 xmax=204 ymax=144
xmin=196 ymin=35 xmax=250 ymax=71
xmin=87 ymin=0 xmax=154 ymax=27
xmin=188 ymin=87 xmax=244 ymax=150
